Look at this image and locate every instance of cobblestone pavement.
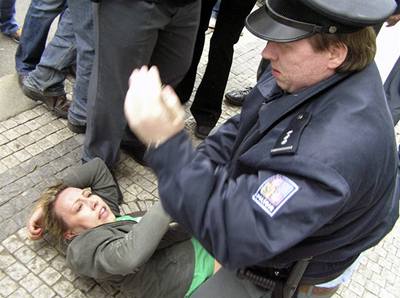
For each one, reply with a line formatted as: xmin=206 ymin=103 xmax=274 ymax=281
xmin=0 ymin=28 xmax=399 ymax=298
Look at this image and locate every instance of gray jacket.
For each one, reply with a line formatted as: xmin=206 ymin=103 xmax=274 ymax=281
xmin=63 ymin=158 xmax=194 ymax=298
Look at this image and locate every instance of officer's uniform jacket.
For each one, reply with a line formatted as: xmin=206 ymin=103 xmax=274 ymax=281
xmin=63 ymin=158 xmax=194 ymax=298
xmin=147 ymin=62 xmax=399 ymax=280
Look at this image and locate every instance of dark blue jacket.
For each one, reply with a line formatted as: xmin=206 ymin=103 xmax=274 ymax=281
xmin=147 ymin=62 xmax=399 ymax=279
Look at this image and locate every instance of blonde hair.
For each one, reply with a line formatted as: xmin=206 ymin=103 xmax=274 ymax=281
xmin=35 ymin=183 xmax=69 ymax=245
xmin=310 ymin=27 xmax=376 ymax=72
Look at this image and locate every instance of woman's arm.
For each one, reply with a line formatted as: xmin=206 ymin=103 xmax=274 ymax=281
xmin=67 ymin=202 xmax=173 ymax=278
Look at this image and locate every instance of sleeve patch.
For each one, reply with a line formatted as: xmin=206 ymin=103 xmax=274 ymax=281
xmin=252 ymin=174 xmax=299 ymax=217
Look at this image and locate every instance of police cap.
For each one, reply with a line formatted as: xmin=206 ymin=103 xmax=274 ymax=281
xmin=246 ymin=0 xmax=397 ymax=42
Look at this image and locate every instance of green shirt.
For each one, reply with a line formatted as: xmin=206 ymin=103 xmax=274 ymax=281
xmin=116 ymin=215 xmax=214 ymax=296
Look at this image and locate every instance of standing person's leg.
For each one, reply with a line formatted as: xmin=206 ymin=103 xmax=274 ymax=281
xmin=24 ymin=8 xmax=76 ymax=95
xmin=121 ymin=0 xmax=201 ymax=164
xmin=15 ymin=0 xmax=66 ymax=76
xmin=150 ymin=0 xmax=201 ymax=87
xmin=174 ymin=0 xmax=217 ymax=104
xmin=0 ymin=0 xmax=19 ymax=39
xmin=190 ymin=0 xmax=256 ymax=136
xmin=66 ymin=0 xmax=94 ymax=131
xmin=84 ymin=0 xmax=168 ymax=168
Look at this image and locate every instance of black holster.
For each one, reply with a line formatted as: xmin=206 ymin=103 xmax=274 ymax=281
xmin=237 ymin=258 xmax=312 ymax=298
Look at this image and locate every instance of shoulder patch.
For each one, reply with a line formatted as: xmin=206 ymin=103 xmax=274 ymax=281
xmin=252 ymin=174 xmax=299 ymax=217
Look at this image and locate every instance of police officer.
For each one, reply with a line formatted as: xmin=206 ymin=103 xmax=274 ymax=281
xmin=124 ymin=0 xmax=399 ymax=297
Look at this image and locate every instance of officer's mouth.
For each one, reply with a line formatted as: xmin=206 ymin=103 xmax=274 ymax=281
xmin=272 ymin=68 xmax=281 ymax=77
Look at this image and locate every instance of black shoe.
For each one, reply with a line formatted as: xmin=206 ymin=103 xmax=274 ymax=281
xmin=195 ymin=124 xmax=214 ymax=139
xmin=22 ymin=77 xmax=70 ymax=118
xmin=67 ymin=120 xmax=86 ymax=134
xmin=225 ymin=87 xmax=252 ymax=106
xmin=120 ymin=140 xmax=147 ymax=166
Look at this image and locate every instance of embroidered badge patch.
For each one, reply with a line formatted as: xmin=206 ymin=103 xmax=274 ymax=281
xmin=252 ymin=174 xmax=299 ymax=217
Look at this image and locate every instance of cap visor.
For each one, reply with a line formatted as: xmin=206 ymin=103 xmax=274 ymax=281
xmin=245 ymin=6 xmax=314 ymax=42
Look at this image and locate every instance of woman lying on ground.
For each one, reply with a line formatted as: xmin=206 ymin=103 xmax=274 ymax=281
xmin=27 ymin=158 xmax=219 ymax=298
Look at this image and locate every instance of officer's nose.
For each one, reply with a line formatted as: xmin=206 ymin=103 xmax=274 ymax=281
xmin=262 ymin=42 xmax=277 ymax=61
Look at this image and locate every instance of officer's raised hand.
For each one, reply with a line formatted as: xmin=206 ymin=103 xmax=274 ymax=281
xmin=124 ymin=66 xmax=185 ymax=147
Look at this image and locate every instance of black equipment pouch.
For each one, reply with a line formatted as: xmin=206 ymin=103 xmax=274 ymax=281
xmin=237 ymin=257 xmax=312 ymax=298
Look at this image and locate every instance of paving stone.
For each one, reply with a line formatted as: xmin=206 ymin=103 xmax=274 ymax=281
xmin=2 ymin=234 xmax=24 ymax=253
xmin=0 ymin=276 xmax=18 ymax=296
xmin=53 ymin=278 xmax=75 ymax=297
xmin=18 ymin=110 xmax=39 ymax=122
xmin=0 ymin=134 xmax=8 ymax=145
xmin=0 ymin=144 xmax=13 ymax=159
xmin=29 ymin=130 xmax=44 ymax=144
xmin=39 ymin=266 xmax=62 ymax=286
xmin=8 ymin=287 xmax=32 ymax=298
xmin=17 ymin=134 xmax=36 ymax=147
xmin=14 ymin=149 xmax=33 ymax=162
xmin=73 ymin=277 xmax=95 ymax=293
xmin=36 ymin=245 xmax=58 ymax=262
xmin=3 ymin=131 xmax=21 ymax=145
xmin=1 ymin=219 xmax=20 ymax=239
xmin=14 ymin=124 xmax=32 ymax=136
xmin=36 ymin=138 xmax=54 ymax=151
xmin=67 ymin=289 xmax=87 ymax=298
xmin=26 ymin=256 xmax=48 ymax=275
xmin=0 ymin=123 xmax=6 ymax=133
xmin=25 ymin=238 xmax=46 ymax=252
xmin=348 ymin=280 xmax=365 ymax=296
xmin=25 ymin=143 xmax=43 ymax=156
xmin=25 ymin=119 xmax=42 ymax=131
xmin=14 ymin=246 xmax=36 ymax=263
xmin=39 ymin=123 xmax=59 ymax=136
xmin=1 ymin=155 xmax=20 ymax=169
xmin=86 ymin=285 xmax=108 ymax=298
xmin=5 ymin=262 xmax=30 ymax=281
xmin=32 ymin=284 xmax=56 ymax=298
xmin=0 ymin=161 xmax=7 ymax=174
xmin=126 ymin=184 xmax=143 ymax=196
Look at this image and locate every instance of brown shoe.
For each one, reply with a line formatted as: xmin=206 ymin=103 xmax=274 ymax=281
xmin=44 ymin=94 xmax=70 ymax=119
xmin=6 ymin=28 xmax=22 ymax=43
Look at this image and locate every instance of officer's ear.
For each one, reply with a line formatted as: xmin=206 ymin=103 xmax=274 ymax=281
xmin=327 ymin=42 xmax=348 ymax=70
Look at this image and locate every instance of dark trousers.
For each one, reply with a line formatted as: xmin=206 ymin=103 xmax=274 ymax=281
xmin=191 ymin=268 xmax=271 ymax=298
xmin=175 ymin=0 xmax=256 ymax=127
xmin=83 ymin=0 xmax=200 ymax=168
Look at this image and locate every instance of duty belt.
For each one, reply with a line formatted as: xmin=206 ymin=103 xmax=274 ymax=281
xmin=237 ymin=258 xmax=312 ymax=298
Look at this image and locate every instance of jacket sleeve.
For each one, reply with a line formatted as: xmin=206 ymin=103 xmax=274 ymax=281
xmin=195 ymin=115 xmax=240 ymax=165
xmin=67 ymin=202 xmax=172 ymax=278
xmin=62 ymin=158 xmax=120 ymax=215
xmin=146 ymin=133 xmax=351 ymax=269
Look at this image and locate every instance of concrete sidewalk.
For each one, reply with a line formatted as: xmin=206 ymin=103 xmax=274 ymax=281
xmin=0 ymin=13 xmax=400 ymax=298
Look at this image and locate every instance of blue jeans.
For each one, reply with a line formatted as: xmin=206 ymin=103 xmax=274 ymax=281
xmin=19 ymin=0 xmax=94 ymax=125
xmin=15 ymin=0 xmax=66 ymax=75
xmin=27 ymin=7 xmax=76 ymax=95
xmin=0 ymin=0 xmax=19 ymax=35
xmin=66 ymin=0 xmax=94 ymax=125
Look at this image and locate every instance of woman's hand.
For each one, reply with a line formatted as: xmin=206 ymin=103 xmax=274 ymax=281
xmin=27 ymin=207 xmax=45 ymax=240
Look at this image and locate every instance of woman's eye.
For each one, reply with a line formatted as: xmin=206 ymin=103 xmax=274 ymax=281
xmin=77 ymin=204 xmax=82 ymax=212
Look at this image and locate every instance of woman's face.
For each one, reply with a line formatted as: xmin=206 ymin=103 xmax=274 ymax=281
xmin=55 ymin=187 xmax=116 ymax=239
